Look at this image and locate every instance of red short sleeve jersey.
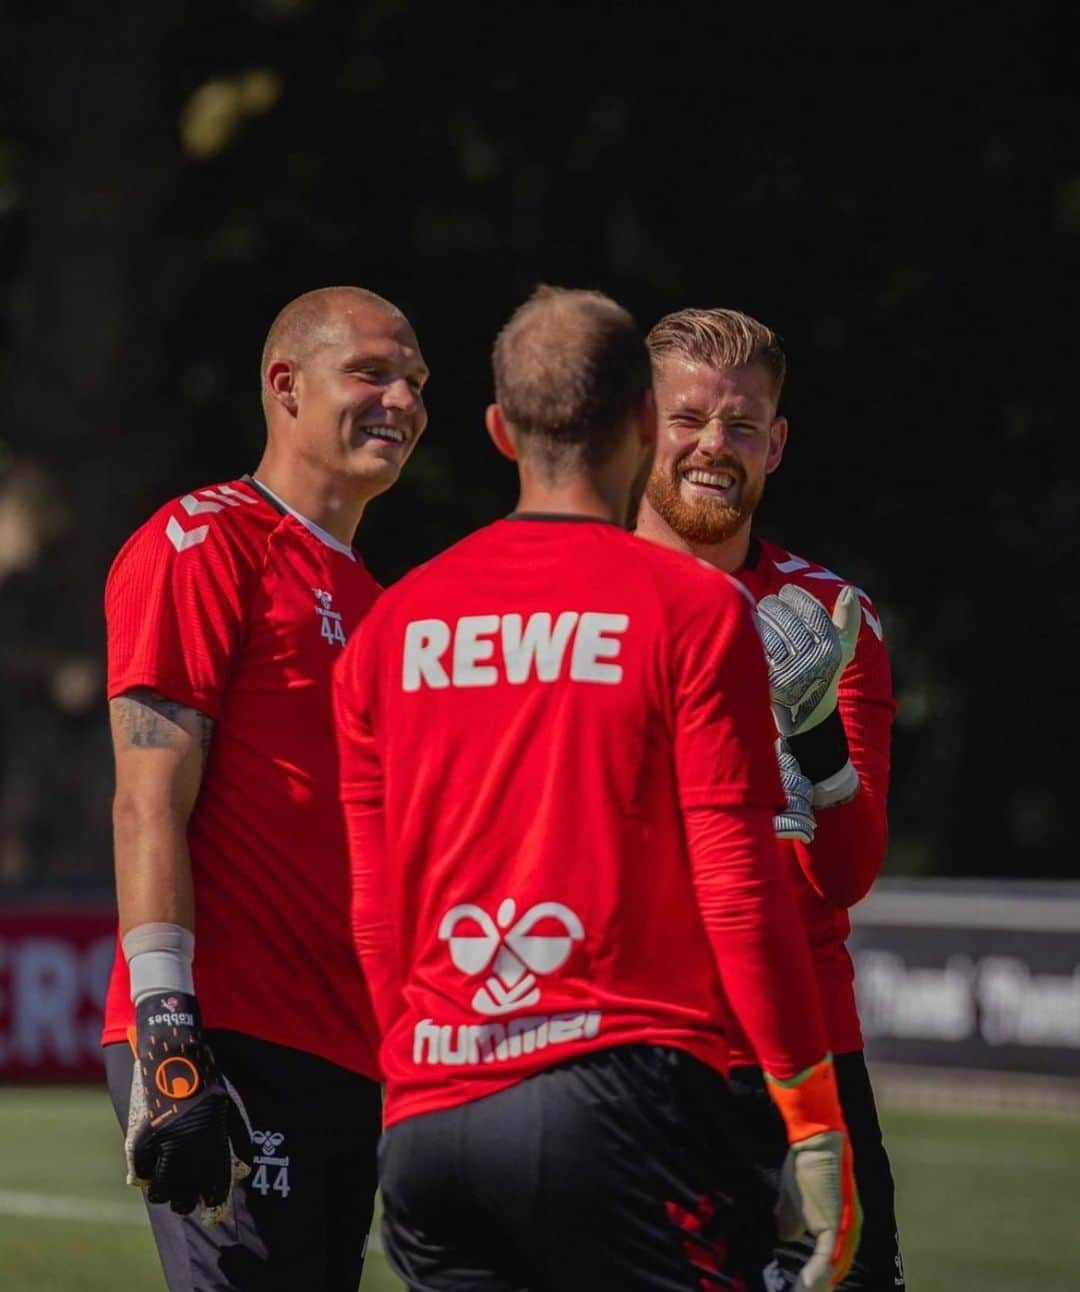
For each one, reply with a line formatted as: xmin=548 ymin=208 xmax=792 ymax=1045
xmin=336 ymin=517 xmax=827 ymax=1127
xmin=102 ymin=477 xmax=380 ymax=1078
xmin=732 ymin=536 xmax=896 ymax=1060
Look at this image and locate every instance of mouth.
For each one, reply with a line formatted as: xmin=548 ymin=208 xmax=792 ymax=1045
xmin=680 ymin=465 xmax=740 ymax=496
xmin=354 ymin=423 xmax=408 ymax=447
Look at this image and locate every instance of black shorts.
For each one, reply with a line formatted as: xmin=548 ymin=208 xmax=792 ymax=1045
xmin=379 ymin=1044 xmax=777 ymax=1292
xmin=105 ymin=1030 xmax=382 ymax=1292
xmin=727 ymin=1051 xmax=905 ymax=1292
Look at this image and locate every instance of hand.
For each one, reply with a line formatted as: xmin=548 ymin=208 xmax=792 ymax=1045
xmin=125 ymin=991 xmax=252 ymax=1224
xmin=775 ymin=747 xmax=815 ymax=845
xmin=765 ymin=1057 xmax=862 ymax=1291
xmin=755 ymin=585 xmax=861 ymax=738
xmin=775 ymin=1131 xmax=861 ymax=1290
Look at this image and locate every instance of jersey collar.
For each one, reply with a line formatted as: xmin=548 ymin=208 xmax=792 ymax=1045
xmin=245 ymin=475 xmax=357 ymax=561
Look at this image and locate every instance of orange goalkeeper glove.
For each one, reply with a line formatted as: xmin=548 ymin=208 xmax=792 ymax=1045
xmin=765 ymin=1055 xmax=862 ymax=1290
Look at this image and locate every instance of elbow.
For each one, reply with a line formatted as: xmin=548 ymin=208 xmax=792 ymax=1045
xmin=112 ymin=789 xmax=186 ymax=838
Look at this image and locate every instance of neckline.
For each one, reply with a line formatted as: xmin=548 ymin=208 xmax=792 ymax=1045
xmin=505 ymin=511 xmax=622 ymax=528
xmin=245 ymin=475 xmax=357 ymax=560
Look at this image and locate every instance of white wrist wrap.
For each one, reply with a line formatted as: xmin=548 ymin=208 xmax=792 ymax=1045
xmin=811 ymin=759 xmax=860 ymax=809
xmin=122 ymin=922 xmax=195 ymax=1004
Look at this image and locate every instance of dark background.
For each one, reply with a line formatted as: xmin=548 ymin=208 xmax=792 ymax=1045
xmin=0 ymin=1 xmax=1074 ymax=893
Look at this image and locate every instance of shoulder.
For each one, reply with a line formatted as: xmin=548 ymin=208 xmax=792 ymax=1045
xmin=626 ymin=534 xmax=755 ymax=640
xmin=755 ymin=537 xmax=884 ymax=643
xmin=108 ymin=479 xmax=278 ymax=586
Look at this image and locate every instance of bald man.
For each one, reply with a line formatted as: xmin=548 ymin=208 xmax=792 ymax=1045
xmin=100 ymin=287 xmax=429 ymax=1291
xmin=334 ymin=287 xmax=859 ymax=1290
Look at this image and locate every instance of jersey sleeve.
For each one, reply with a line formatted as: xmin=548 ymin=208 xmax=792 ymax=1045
xmin=672 ymin=585 xmax=827 ymax=1079
xmin=335 ymin=612 xmax=403 ymax=1048
xmin=671 ymin=584 xmax=785 ymax=811
xmin=793 ymin=595 xmax=895 ymax=908
xmin=105 ymin=504 xmax=261 ymax=717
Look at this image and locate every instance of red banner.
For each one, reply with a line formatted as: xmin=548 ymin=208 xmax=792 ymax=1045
xmin=0 ymin=906 xmax=116 ymax=1081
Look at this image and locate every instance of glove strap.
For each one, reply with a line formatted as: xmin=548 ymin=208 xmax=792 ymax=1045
xmin=786 ymin=709 xmax=849 ymax=785
xmin=134 ymin=991 xmax=214 ymax=1128
xmin=764 ymin=1054 xmax=845 ymax=1143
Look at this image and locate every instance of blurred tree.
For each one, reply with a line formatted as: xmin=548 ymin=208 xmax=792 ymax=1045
xmin=0 ymin=0 xmax=1074 ymax=889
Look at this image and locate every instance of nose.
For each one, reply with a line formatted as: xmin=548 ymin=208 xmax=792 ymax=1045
xmin=696 ymin=418 xmax=731 ymax=455
xmin=382 ymin=377 xmax=419 ymax=415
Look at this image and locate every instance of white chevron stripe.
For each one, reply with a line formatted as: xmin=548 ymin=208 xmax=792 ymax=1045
xmin=773 ymin=555 xmax=810 ymax=573
xmin=218 ymin=484 xmax=258 ymax=504
xmin=166 ymin=516 xmax=209 ymax=552
xmin=180 ymin=493 xmax=223 ymax=516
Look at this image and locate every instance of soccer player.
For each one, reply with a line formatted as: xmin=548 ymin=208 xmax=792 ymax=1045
xmin=100 ymin=286 xmax=429 ymax=1291
xmin=636 ymin=307 xmax=903 ymax=1291
xmin=335 ymin=286 xmax=861 ymax=1291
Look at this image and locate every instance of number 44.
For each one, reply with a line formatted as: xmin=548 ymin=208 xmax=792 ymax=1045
xmin=321 ymin=616 xmax=347 ymax=647
xmin=251 ymin=1163 xmax=291 ymax=1198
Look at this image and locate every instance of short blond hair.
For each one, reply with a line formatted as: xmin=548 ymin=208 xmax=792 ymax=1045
xmin=646 ymin=307 xmax=786 ymax=397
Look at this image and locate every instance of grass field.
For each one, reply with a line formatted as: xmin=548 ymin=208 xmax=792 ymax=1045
xmin=0 ymin=1085 xmax=1075 ymax=1290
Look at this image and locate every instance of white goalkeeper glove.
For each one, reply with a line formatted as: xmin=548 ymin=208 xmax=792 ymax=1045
xmin=755 ymin=585 xmax=862 ymax=809
xmin=775 ymin=746 xmax=815 ymax=845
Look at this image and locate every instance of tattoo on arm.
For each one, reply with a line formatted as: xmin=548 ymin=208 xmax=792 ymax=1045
xmin=112 ymin=690 xmax=215 ymax=761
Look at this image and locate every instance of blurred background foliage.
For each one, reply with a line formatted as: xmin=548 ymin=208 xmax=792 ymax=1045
xmin=0 ymin=0 xmax=1074 ymax=890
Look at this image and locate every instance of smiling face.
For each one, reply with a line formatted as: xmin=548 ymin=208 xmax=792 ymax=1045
xmin=268 ymin=298 xmax=429 ymax=498
xmin=644 ymin=356 xmax=787 ymax=546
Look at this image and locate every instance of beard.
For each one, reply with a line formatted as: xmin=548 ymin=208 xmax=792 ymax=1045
xmin=644 ymin=455 xmax=763 ymax=545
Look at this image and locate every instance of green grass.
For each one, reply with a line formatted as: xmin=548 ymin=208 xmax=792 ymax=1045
xmin=0 ymin=1087 xmax=401 ymax=1291
xmin=881 ymin=1104 xmax=1076 ymax=1292
xmin=0 ymin=1086 xmax=1075 ymax=1290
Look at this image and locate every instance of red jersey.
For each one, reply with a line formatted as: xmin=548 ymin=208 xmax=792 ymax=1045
xmin=102 ymin=476 xmax=379 ymax=1078
xmin=335 ymin=516 xmax=829 ymax=1128
xmin=731 ymin=536 xmax=896 ymax=1061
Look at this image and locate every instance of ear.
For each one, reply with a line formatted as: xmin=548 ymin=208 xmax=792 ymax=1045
xmin=266 ymin=360 xmax=299 ymax=415
xmin=765 ymin=415 xmax=788 ymax=474
xmin=485 ymin=404 xmax=518 ymax=462
xmin=638 ymin=388 xmax=657 ymax=450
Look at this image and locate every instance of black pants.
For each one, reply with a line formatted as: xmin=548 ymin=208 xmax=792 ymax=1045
xmin=379 ymin=1044 xmax=777 ymax=1291
xmin=727 ymin=1051 xmax=904 ymax=1292
xmin=105 ymin=1031 xmax=382 ymax=1292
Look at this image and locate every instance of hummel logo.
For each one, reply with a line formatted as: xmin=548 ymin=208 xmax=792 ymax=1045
xmin=440 ymin=898 xmax=585 ymax=1016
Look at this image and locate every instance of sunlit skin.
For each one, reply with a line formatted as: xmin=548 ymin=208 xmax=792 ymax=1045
xmin=636 ymin=357 xmax=787 ymax=572
xmin=256 ymin=297 xmax=429 ymax=544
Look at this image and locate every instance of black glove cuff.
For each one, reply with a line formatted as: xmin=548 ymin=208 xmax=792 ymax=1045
xmin=786 ymin=709 xmax=850 ymax=785
xmin=135 ymin=991 xmax=214 ymax=1117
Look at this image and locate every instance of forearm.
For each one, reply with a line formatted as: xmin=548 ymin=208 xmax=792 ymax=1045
xmin=794 ymin=788 xmax=887 ymax=908
xmin=109 ymin=690 xmax=209 ymax=938
xmin=113 ymin=798 xmax=196 ymax=935
xmin=687 ymin=803 xmax=828 ymax=1080
xmin=344 ymin=800 xmax=403 ymax=1040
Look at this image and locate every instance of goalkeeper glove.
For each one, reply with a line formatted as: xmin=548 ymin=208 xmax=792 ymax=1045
xmin=125 ymin=991 xmax=252 ymax=1224
xmin=765 ymin=1056 xmax=862 ymax=1291
xmin=775 ymin=746 xmax=815 ymax=845
xmin=755 ymin=585 xmax=862 ymax=809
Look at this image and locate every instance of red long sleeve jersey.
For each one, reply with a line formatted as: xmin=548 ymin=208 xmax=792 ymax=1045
xmin=102 ymin=477 xmax=380 ymax=1078
xmin=730 ymin=537 xmax=896 ymax=1061
xmin=335 ymin=517 xmax=829 ymax=1128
